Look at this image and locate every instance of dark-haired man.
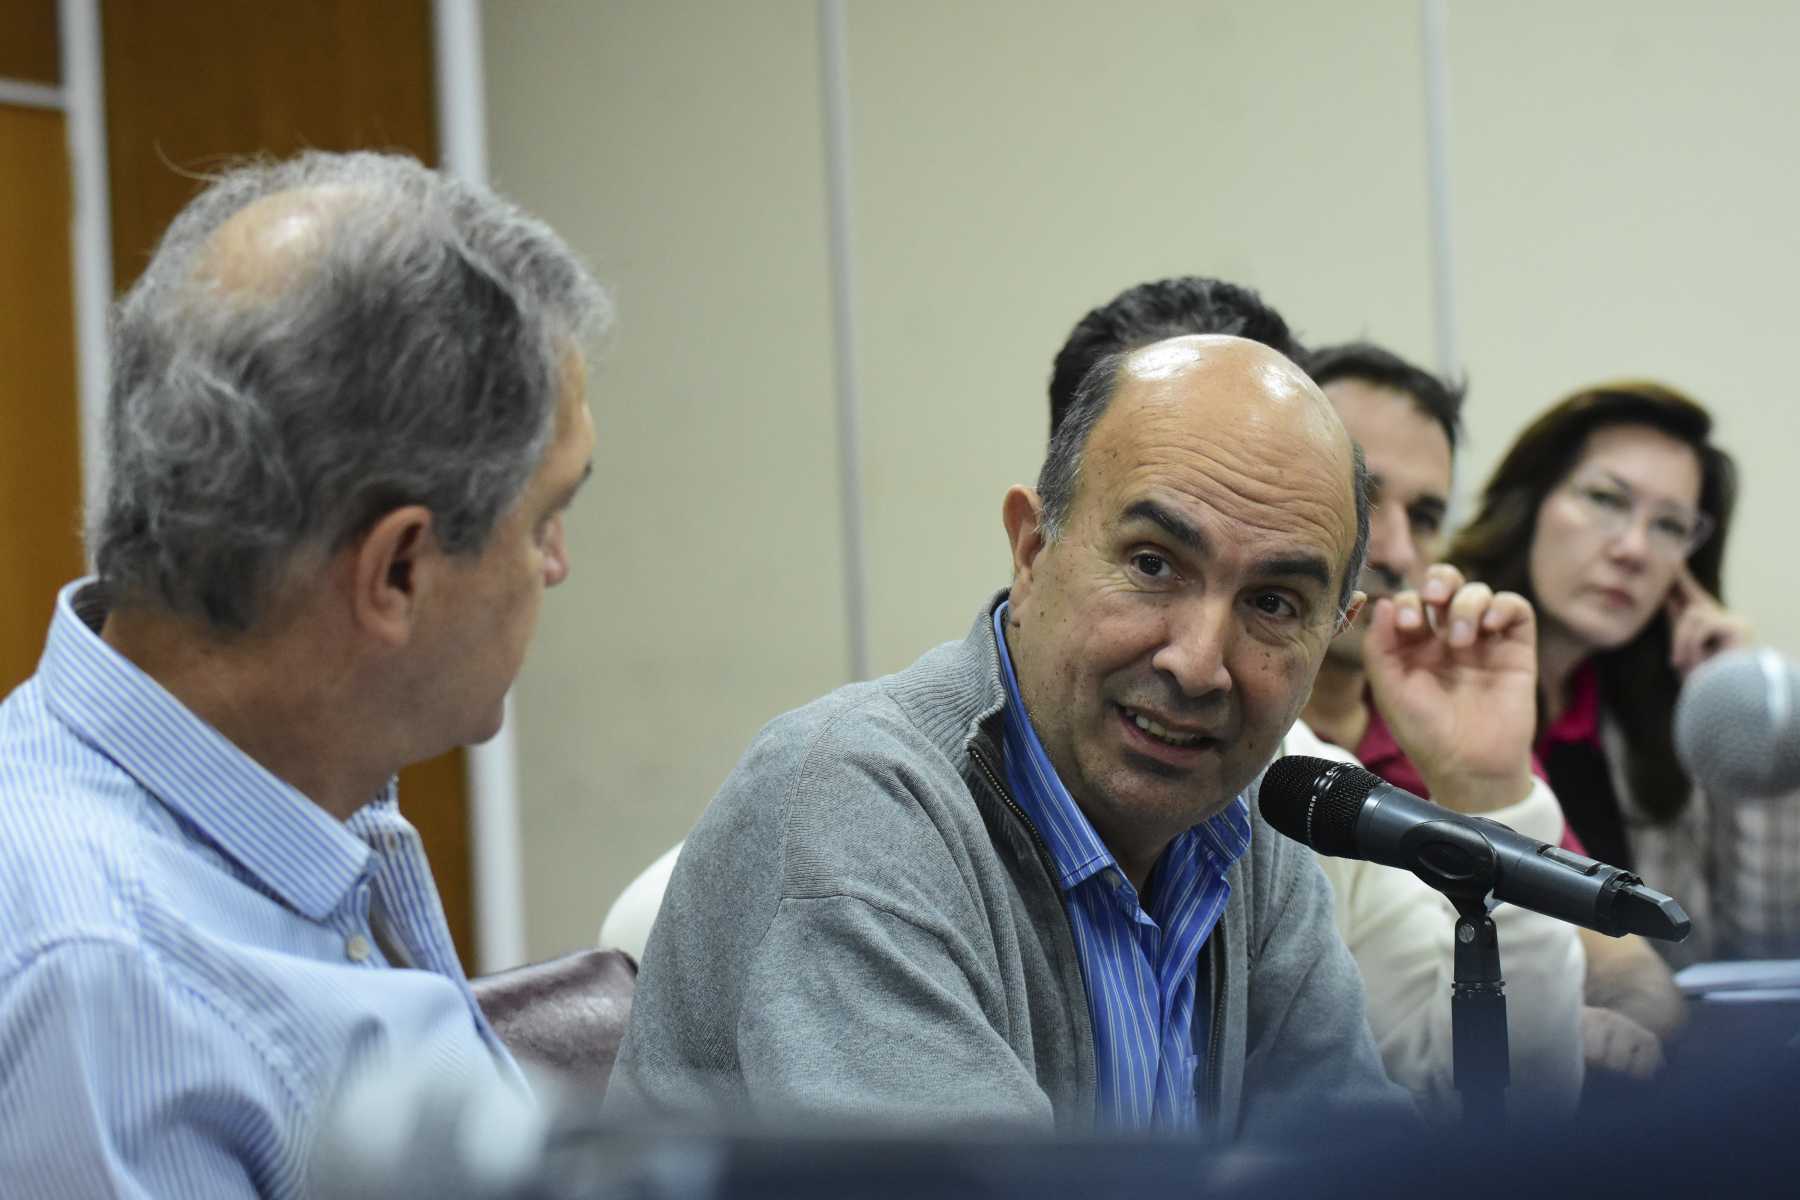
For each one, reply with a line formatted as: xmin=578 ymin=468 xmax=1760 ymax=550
xmin=1046 ymin=275 xmax=1301 ymax=431
xmin=1300 ymin=342 xmax=1682 ymax=1088
xmin=609 ymin=328 xmax=1545 ymax=1133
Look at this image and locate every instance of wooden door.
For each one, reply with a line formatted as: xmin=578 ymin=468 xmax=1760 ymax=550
xmin=1 ymin=7 xmax=85 ymax=694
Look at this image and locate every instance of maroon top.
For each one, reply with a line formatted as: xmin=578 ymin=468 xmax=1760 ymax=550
xmin=1314 ymin=695 xmax=1588 ymax=856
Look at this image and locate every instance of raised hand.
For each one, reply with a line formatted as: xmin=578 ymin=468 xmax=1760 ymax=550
xmin=1363 ymin=563 xmax=1538 ymax=813
xmin=1665 ymin=561 xmax=1753 ymax=679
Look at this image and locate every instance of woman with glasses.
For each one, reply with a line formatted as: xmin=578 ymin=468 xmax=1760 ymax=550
xmin=1449 ymin=381 xmax=1796 ymax=964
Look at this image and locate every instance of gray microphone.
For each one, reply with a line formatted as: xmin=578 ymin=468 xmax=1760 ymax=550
xmin=1674 ymin=647 xmax=1800 ymax=799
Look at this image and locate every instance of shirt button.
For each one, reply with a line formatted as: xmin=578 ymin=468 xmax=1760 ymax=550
xmin=345 ymin=934 xmax=373 ymax=963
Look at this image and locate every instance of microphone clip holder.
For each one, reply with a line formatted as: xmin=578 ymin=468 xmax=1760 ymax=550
xmin=1395 ymin=819 xmax=1512 ymax=1127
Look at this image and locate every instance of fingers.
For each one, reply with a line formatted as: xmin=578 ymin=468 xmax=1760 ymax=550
xmin=1444 ymin=582 xmax=1495 ymax=648
xmin=1668 ymin=601 xmax=1752 ymax=677
xmin=1669 ymin=606 xmax=1705 ymax=676
xmin=1581 ymin=1006 xmax=1666 ymax=1081
xmin=1391 ymin=563 xmax=1465 ymax=635
xmin=1387 ymin=563 xmax=1533 ymax=649
xmin=1664 ymin=561 xmax=1700 ymax=619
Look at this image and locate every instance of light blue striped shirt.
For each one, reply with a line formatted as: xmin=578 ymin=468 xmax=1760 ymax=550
xmin=0 ymin=580 xmax=521 ymax=1197
xmin=992 ymin=603 xmax=1250 ymax=1129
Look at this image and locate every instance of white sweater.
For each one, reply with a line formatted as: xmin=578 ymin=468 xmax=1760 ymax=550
xmin=1283 ymin=720 xmax=1585 ymax=1118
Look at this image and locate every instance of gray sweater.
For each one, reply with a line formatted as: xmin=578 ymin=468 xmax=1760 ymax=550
xmin=606 ymin=596 xmax=1403 ymax=1138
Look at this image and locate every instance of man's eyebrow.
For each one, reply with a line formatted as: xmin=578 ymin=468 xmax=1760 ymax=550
xmin=1123 ymin=497 xmax=1333 ymax=591
xmin=1252 ymin=554 xmax=1334 ymax=591
xmin=1122 ymin=499 xmax=1207 ymax=553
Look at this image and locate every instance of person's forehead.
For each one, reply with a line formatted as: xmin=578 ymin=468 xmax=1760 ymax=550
xmin=1325 ymin=378 xmax=1452 ymax=491
xmin=1090 ymin=385 xmax=1356 ymax=568
xmin=1572 ymin=424 xmax=1702 ymax=502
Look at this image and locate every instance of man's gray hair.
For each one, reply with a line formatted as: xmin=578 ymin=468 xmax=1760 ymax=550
xmin=1035 ymin=352 xmax=1372 ymax=618
xmin=93 ymin=150 xmax=610 ymax=632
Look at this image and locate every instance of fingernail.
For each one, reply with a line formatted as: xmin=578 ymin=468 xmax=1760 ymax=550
xmin=1397 ymin=606 xmax=1422 ymax=628
xmin=1452 ymin=620 xmax=1473 ymax=644
xmin=1424 ymin=580 xmax=1449 ymax=601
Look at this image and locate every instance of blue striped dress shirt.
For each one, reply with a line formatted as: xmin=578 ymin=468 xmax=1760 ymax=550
xmin=992 ymin=603 xmax=1251 ymax=1129
xmin=0 ymin=580 xmax=521 ymax=1197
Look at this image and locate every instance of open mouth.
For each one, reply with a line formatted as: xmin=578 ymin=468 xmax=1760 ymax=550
xmin=1119 ymin=705 xmax=1216 ymax=750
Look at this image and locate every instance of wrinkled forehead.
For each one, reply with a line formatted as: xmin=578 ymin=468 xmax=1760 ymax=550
xmin=1087 ymin=346 xmax=1361 ymax=569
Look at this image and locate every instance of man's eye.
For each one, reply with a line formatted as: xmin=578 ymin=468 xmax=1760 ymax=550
xmin=1250 ymin=591 xmax=1299 ymax=619
xmin=1410 ymin=510 xmax=1443 ymax=535
xmin=1130 ymin=552 xmax=1171 ymax=580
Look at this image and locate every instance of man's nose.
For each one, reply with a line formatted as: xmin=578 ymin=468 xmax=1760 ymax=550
xmin=1366 ymin=502 xmax=1416 ymax=588
xmin=1150 ymin=594 xmax=1235 ymax=699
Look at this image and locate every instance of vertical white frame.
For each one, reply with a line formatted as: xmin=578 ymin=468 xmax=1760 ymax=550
xmin=818 ymin=0 xmax=871 ymax=683
xmin=435 ymin=0 xmax=528 ymax=973
xmin=59 ymin=0 xmax=113 ymax=525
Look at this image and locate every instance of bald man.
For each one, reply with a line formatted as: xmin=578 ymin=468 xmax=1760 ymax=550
xmin=0 ymin=152 xmax=605 ymax=1195
xmin=608 ymin=335 xmax=1454 ymax=1135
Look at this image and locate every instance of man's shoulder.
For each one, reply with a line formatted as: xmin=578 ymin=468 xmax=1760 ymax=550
xmin=729 ymin=633 xmax=991 ymax=810
xmin=671 ymin=631 xmax=1006 ymax=933
xmin=0 ymin=687 xmax=259 ymax=988
xmin=0 ymin=690 xmax=161 ymax=951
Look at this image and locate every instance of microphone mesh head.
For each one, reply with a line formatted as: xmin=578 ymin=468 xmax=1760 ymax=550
xmin=1259 ymin=754 xmax=1380 ymax=855
xmin=1674 ymin=647 xmax=1800 ymax=799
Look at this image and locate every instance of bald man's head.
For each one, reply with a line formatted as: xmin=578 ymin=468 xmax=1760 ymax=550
xmin=1002 ymin=335 xmax=1370 ymax=866
xmin=1036 ymin=334 xmax=1369 ymax=614
xmin=194 ymin=184 xmax=366 ymax=301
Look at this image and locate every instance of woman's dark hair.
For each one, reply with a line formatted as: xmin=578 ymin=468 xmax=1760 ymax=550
xmin=1447 ymin=381 xmax=1738 ymax=822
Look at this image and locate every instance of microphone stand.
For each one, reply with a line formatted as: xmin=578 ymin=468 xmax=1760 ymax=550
xmin=1395 ymin=820 xmax=1511 ymax=1128
xmin=1448 ymin=895 xmax=1510 ymax=1128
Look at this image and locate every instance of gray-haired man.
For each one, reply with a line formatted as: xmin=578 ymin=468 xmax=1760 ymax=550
xmin=0 ymin=152 xmax=604 ymax=1196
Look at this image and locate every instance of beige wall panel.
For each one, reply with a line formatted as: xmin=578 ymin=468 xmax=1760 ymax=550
xmin=846 ymin=0 xmax=1437 ymax=674
xmin=485 ymin=1 xmax=847 ymax=958
xmin=1449 ymin=2 xmax=1800 ymax=651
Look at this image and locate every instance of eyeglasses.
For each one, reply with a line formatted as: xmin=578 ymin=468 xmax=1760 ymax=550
xmin=1560 ymin=475 xmax=1715 ymax=560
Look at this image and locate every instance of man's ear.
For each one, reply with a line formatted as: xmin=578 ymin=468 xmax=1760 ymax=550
xmin=350 ymin=505 xmax=436 ymax=646
xmin=1002 ymin=486 xmax=1049 ymax=587
xmin=1335 ymin=590 xmax=1368 ymax=635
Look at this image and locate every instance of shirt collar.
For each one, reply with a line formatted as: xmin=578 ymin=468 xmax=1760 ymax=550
xmin=39 ymin=579 xmax=375 ymax=921
xmin=989 ymin=602 xmax=1252 ymax=893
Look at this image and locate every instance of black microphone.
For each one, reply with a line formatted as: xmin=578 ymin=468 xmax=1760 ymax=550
xmin=1259 ymin=755 xmax=1691 ymax=941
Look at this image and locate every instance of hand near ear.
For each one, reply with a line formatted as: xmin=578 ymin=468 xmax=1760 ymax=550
xmin=1364 ymin=563 xmax=1539 ymax=814
xmin=1665 ymin=562 xmax=1752 ymax=679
